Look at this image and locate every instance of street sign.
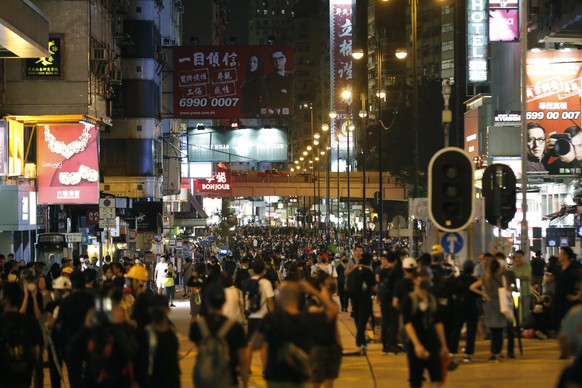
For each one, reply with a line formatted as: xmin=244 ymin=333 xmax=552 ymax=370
xmin=441 ymin=232 xmax=463 ymax=254
xmin=99 ymin=198 xmax=115 ymax=208
xmin=98 ymin=219 xmax=116 ymax=228
xmin=99 ymin=207 xmax=115 ymax=219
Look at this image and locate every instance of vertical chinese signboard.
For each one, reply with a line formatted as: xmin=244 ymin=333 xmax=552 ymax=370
xmin=329 ymin=0 xmax=353 ymax=164
xmin=173 ymin=45 xmax=293 ymax=118
xmin=467 ymin=0 xmax=488 ymax=83
xmin=37 ymin=123 xmax=99 ymax=204
xmin=526 ymin=51 xmax=582 ymax=176
xmin=194 ymin=163 xmax=232 ymax=197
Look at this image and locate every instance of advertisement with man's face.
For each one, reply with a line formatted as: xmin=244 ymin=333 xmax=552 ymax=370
xmin=526 ymin=51 xmax=582 ymax=176
xmin=173 ymin=45 xmax=293 ymax=119
xmin=37 ymin=123 xmax=99 ymax=204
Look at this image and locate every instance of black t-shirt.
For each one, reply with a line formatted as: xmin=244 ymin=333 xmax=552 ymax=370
xmin=531 ymin=257 xmax=546 ymax=277
xmin=259 ymin=311 xmax=312 ymax=383
xmin=453 ymin=274 xmax=479 ymax=312
xmin=0 ymin=311 xmax=43 ymax=385
xmin=348 ymin=265 xmax=375 ymax=302
xmin=394 ymin=278 xmax=414 ymax=309
xmin=57 ymin=290 xmax=95 ymax=347
xmin=23 ymin=291 xmax=44 ymax=318
xmin=132 ymin=292 xmax=156 ymax=330
xmin=189 ymin=314 xmax=246 ymax=386
xmin=377 ymin=268 xmax=392 ymax=303
xmin=555 ymin=263 xmax=581 ymax=308
xmin=137 ymin=327 xmax=180 ymax=388
xmin=402 ymin=293 xmax=442 ymax=352
xmin=304 ymin=311 xmax=335 ymax=347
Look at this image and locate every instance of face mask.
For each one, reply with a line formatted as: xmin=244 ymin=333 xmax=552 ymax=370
xmin=321 ymin=259 xmax=327 ymax=264
xmin=342 ymin=259 xmax=348 ymax=264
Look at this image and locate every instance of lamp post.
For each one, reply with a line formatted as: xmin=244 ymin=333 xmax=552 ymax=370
xmin=359 ymin=105 xmax=367 ymax=236
xmin=329 ymin=110 xmax=340 ymax=241
xmin=341 ymin=89 xmax=353 ymax=243
xmin=322 ymin=123 xmax=331 ymax=241
xmin=353 ymin=34 xmax=385 ymax=253
xmin=411 ymin=0 xmax=419 ymax=199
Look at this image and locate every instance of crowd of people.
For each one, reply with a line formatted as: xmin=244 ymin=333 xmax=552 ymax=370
xmin=1 ymin=229 xmax=582 ymax=388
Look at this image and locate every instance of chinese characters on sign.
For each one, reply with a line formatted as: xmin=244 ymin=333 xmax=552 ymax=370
xmin=36 ymin=123 xmax=99 ymax=204
xmin=526 ymin=51 xmax=582 ymax=176
xmin=173 ymin=46 xmax=293 ymax=118
xmin=329 ymin=0 xmax=353 ymax=157
xmin=26 ymin=36 xmax=62 ymax=78
xmin=194 ymin=163 xmax=232 ymax=196
xmin=467 ymin=0 xmax=488 ymax=83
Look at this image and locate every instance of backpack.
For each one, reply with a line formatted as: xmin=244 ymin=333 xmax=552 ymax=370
xmin=84 ymin=323 xmax=134 ymax=386
xmin=0 ymin=315 xmax=34 ymax=375
xmin=348 ymin=265 xmax=373 ymax=299
xmin=242 ymin=278 xmax=263 ymax=317
xmin=193 ymin=317 xmax=235 ymax=388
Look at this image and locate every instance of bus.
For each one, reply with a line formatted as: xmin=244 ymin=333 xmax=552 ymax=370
xmin=35 ymin=233 xmax=73 ymax=267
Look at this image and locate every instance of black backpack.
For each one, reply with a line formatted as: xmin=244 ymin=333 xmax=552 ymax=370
xmin=0 ymin=315 xmax=34 ymax=375
xmin=242 ymin=278 xmax=263 ymax=317
xmin=84 ymin=323 xmax=133 ymax=386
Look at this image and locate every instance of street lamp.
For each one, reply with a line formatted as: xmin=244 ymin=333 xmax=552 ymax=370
xmin=322 ymin=123 xmax=331 ymax=238
xmin=341 ymin=89 xmax=353 ymax=242
xmin=328 ymin=110 xmax=340 ymax=239
xmin=359 ymin=107 xmax=367 ymax=236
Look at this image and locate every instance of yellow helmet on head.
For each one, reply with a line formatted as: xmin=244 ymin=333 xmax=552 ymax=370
xmin=431 ymin=244 xmax=444 ymax=256
xmin=124 ymin=265 xmax=148 ymax=281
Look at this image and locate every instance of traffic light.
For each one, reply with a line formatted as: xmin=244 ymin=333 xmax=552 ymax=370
xmin=482 ymin=164 xmax=516 ymax=229
xmin=428 ymin=147 xmax=475 ymax=232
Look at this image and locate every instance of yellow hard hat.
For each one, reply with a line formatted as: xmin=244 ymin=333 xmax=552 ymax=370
xmin=431 ymin=244 xmax=444 ymax=256
xmin=124 ymin=265 xmax=148 ymax=281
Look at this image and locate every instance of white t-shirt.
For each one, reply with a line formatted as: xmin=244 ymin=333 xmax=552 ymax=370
xmin=223 ymin=286 xmax=244 ymax=324
xmin=155 ymin=261 xmax=168 ymax=280
xmin=248 ymin=277 xmax=274 ymax=319
xmin=312 ymin=263 xmax=338 ymax=278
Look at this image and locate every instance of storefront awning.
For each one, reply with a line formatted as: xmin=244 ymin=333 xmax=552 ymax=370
xmin=0 ymin=1 xmax=49 ymax=58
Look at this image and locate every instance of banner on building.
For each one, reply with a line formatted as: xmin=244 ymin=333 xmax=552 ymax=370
xmin=329 ymin=0 xmax=353 ymax=162
xmin=467 ymin=0 xmax=488 ymax=83
xmin=194 ymin=162 xmax=232 ymax=197
xmin=0 ymin=120 xmax=6 ymax=176
xmin=132 ymin=201 xmax=163 ymax=232
xmin=187 ymin=127 xmax=288 ymax=162
xmin=8 ymin=119 xmax=24 ymax=177
xmin=526 ymin=51 xmax=582 ymax=176
xmin=173 ymin=45 xmax=293 ymax=119
xmin=37 ymin=123 xmax=99 ymax=204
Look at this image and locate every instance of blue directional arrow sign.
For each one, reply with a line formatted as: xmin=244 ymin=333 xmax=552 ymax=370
xmin=441 ymin=232 xmax=463 ymax=254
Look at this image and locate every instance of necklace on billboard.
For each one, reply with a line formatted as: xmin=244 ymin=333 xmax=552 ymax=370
xmin=44 ymin=124 xmax=92 ymax=159
xmin=59 ymin=164 xmax=99 ymax=185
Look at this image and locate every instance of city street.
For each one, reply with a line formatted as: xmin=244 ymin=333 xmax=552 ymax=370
xmin=168 ymin=294 xmax=570 ymax=388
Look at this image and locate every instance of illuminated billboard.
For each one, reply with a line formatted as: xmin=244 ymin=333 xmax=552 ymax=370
xmin=0 ymin=120 xmax=6 ymax=176
xmin=329 ymin=0 xmax=353 ymax=161
xmin=37 ymin=123 xmax=99 ymax=204
xmin=173 ymin=45 xmax=293 ymax=119
xmin=194 ymin=163 xmax=232 ymax=197
xmin=25 ymin=36 xmax=62 ymax=79
xmin=187 ymin=127 xmax=288 ymax=162
xmin=8 ymin=119 xmax=24 ymax=177
xmin=489 ymin=9 xmax=518 ymax=42
xmin=526 ymin=51 xmax=582 ymax=176
xmin=467 ymin=0 xmax=488 ymax=83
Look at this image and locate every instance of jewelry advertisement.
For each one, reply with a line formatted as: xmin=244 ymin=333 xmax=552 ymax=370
xmin=37 ymin=123 xmax=99 ymax=204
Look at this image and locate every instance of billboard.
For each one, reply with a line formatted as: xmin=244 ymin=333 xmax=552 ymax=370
xmin=26 ymin=36 xmax=63 ymax=79
xmin=526 ymin=51 xmax=582 ymax=176
xmin=467 ymin=0 xmax=488 ymax=83
xmin=8 ymin=119 xmax=24 ymax=177
xmin=173 ymin=45 xmax=293 ymax=118
xmin=194 ymin=163 xmax=232 ymax=197
xmin=0 ymin=120 xmax=6 ymax=176
xmin=187 ymin=127 xmax=288 ymax=162
xmin=489 ymin=9 xmax=518 ymax=42
xmin=329 ymin=0 xmax=353 ymax=160
xmin=37 ymin=123 xmax=99 ymax=204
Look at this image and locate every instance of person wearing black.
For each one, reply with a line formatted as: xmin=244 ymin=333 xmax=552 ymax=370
xmin=377 ymin=251 xmax=403 ymax=354
xmin=531 ymin=251 xmax=546 ymax=293
xmin=403 ymin=270 xmax=449 ymax=388
xmin=0 ymin=282 xmax=43 ymax=388
xmin=251 ymin=280 xmax=338 ymax=387
xmin=206 ymin=256 xmax=222 ymax=283
xmin=136 ymin=294 xmax=180 ymax=388
xmin=234 ymin=257 xmax=252 ymax=290
xmin=348 ymin=252 xmax=376 ymax=354
xmin=449 ymin=260 xmax=480 ymax=363
xmin=190 ymin=282 xmax=248 ymax=388
xmin=55 ymin=270 xmax=96 ymax=388
xmin=335 ymin=254 xmax=349 ymax=312
xmin=552 ymin=247 xmax=581 ymax=332
xmin=240 ymin=53 xmax=268 ymax=117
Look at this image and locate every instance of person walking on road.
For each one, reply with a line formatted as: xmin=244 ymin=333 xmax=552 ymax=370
xmin=402 ymin=269 xmax=450 ymax=388
xmin=470 ymin=258 xmax=510 ymax=362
